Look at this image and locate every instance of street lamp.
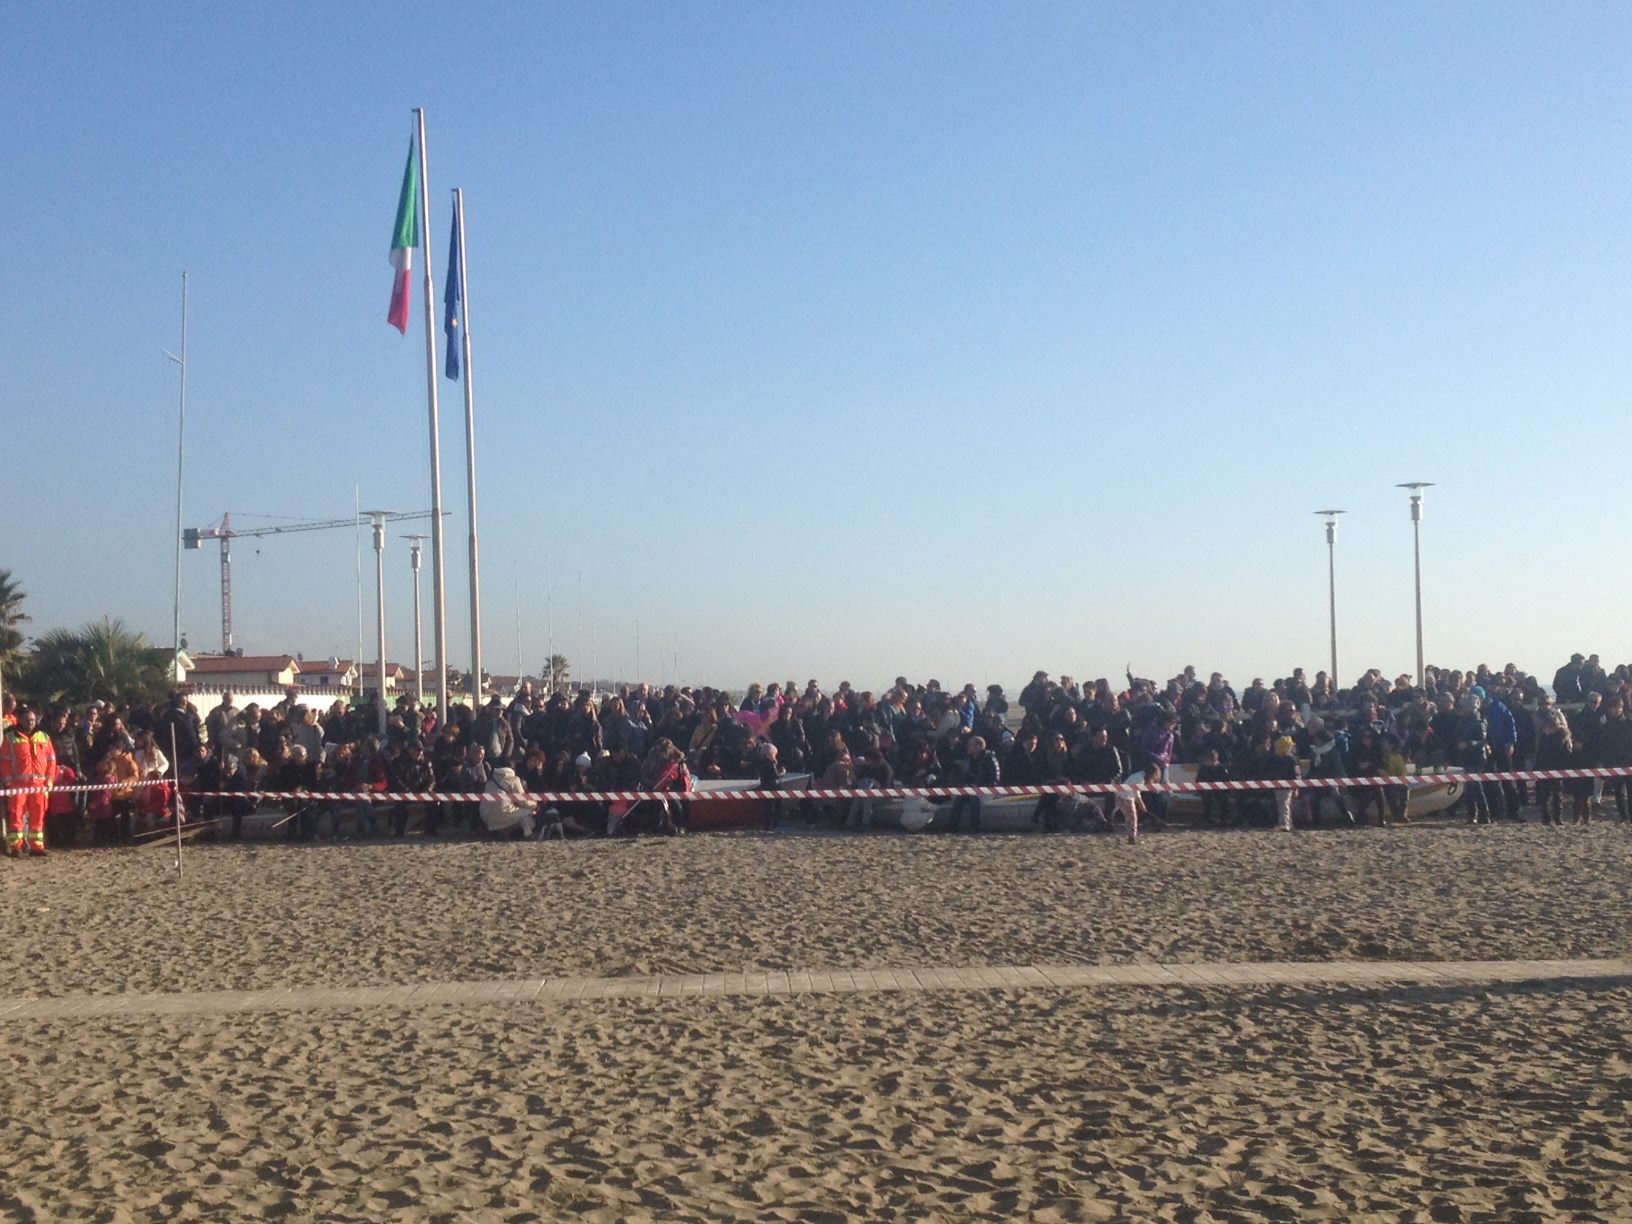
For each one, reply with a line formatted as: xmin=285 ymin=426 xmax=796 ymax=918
xmin=1397 ymin=483 xmax=1434 ymax=687
xmin=403 ymin=534 xmax=428 ymax=706
xmin=1314 ymin=510 xmax=1346 ymax=692
xmin=362 ymin=510 xmax=392 ymax=736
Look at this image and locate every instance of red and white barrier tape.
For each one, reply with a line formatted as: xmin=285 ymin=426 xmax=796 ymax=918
xmin=2 ymin=764 xmax=1624 ymax=805
xmin=0 ymin=778 xmax=172 ymax=799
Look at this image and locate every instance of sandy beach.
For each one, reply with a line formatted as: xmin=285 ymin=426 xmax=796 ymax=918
xmin=1 ymin=824 xmax=1628 ymax=1219
xmin=0 ymin=824 xmax=1626 ymax=997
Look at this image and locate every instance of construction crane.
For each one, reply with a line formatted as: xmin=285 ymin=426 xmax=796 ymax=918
xmin=184 ymin=510 xmax=437 ymax=654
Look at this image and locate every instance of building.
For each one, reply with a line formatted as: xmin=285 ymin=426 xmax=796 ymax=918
xmin=357 ymin=661 xmax=408 ymax=694
xmin=298 ymin=658 xmax=361 ymax=691
xmin=183 ymin=654 xmax=301 ymax=689
xmin=299 ymin=659 xmax=409 ymax=695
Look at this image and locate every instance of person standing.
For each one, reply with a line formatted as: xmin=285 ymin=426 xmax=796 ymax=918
xmin=0 ymin=706 xmax=56 ymax=856
xmin=1137 ymin=708 xmax=1177 ymax=829
xmin=205 ymin=692 xmax=238 ymax=752
xmin=1596 ymin=694 xmax=1632 ymax=822
xmin=1484 ymin=688 xmax=1522 ymax=820
xmin=1580 ymin=654 xmax=1610 ymax=696
xmin=45 ymin=705 xmax=83 ymax=847
xmin=390 ymin=738 xmax=436 ymax=837
xmin=948 ymin=735 xmax=1000 ymax=833
xmin=1266 ymin=735 xmax=1301 ymax=831
xmin=1532 ymin=710 xmax=1573 ymax=827
xmin=131 ymin=729 xmax=172 ymax=834
xmin=1455 ymin=695 xmax=1493 ymax=825
xmin=155 ymin=692 xmax=202 ymax=784
xmin=449 ymin=743 xmax=493 ymax=834
xmin=1553 ymin=654 xmax=1586 ymax=703
xmin=1568 ymin=692 xmax=1605 ymax=824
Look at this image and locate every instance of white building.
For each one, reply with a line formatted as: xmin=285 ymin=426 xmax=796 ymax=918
xmin=184 ymin=654 xmax=301 ymax=689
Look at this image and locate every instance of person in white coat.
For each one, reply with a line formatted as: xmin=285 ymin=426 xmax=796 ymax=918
xmin=480 ymin=767 xmax=538 ymax=838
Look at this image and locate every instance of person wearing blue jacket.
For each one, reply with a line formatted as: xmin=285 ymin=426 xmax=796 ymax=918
xmin=1483 ymin=688 xmax=1521 ymax=820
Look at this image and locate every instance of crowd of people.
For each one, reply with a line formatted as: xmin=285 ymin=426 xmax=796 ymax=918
xmin=994 ymin=656 xmax=1628 ymax=831
xmin=4 ymin=649 xmax=1632 ymax=850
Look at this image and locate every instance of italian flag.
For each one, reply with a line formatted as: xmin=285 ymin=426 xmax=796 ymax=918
xmin=387 ymin=139 xmax=419 ymax=334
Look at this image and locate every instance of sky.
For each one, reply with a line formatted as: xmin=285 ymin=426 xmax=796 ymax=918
xmin=5 ymin=3 xmax=1632 ymax=693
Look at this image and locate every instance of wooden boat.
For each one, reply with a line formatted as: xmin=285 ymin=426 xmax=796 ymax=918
xmin=685 ymin=773 xmax=812 ymax=830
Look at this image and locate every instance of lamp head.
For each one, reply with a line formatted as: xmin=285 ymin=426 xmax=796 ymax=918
xmin=359 ymin=509 xmax=392 ymax=546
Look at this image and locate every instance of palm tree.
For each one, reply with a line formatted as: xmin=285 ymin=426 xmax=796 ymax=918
xmin=0 ymin=568 xmax=28 ymax=669
xmin=546 ymin=654 xmax=570 ymax=692
xmin=23 ymin=617 xmax=171 ymax=707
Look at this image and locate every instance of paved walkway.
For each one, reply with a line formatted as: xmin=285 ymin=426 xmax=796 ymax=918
xmin=4 ymin=958 xmax=1629 ymax=1022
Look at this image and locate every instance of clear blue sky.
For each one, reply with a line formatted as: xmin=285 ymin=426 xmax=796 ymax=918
xmin=5 ymin=3 xmax=1631 ymax=691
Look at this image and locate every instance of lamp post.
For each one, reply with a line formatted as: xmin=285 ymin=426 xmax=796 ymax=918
xmin=1314 ymin=510 xmax=1346 ymax=692
xmin=363 ymin=511 xmax=391 ymax=736
xmin=404 ymin=534 xmax=427 ymax=705
xmin=1397 ymin=483 xmax=1434 ymax=688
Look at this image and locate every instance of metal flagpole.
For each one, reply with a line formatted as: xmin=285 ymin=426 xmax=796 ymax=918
xmin=454 ymin=188 xmax=484 ymax=705
xmin=414 ymin=107 xmax=449 ymax=725
xmin=167 ymin=272 xmax=188 ymax=684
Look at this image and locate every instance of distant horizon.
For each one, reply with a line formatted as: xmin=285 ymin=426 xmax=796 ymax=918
xmin=162 ymin=640 xmax=1590 ymax=698
xmin=5 ymin=604 xmax=1601 ymax=701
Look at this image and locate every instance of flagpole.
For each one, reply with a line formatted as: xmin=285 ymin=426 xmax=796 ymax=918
xmin=414 ymin=107 xmax=449 ymax=726
xmin=168 ymin=272 xmax=188 ymax=687
xmin=454 ymin=187 xmax=484 ymax=704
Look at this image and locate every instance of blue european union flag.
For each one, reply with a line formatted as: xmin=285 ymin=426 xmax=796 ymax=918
xmin=443 ymin=197 xmax=463 ymax=380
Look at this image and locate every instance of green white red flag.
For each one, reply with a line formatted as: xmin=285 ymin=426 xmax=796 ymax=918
xmin=387 ymin=139 xmax=419 ymax=333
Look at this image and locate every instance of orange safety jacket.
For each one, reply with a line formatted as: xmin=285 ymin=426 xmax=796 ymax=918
xmin=0 ymin=729 xmax=57 ymax=788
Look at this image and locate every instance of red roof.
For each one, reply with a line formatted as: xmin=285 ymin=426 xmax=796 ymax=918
xmin=189 ymin=655 xmax=300 ymax=674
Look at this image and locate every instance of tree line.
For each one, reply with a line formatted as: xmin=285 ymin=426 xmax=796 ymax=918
xmin=0 ymin=570 xmax=173 ymax=708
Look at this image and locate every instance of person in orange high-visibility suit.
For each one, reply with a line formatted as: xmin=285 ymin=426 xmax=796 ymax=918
xmin=0 ymin=706 xmax=56 ymax=856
